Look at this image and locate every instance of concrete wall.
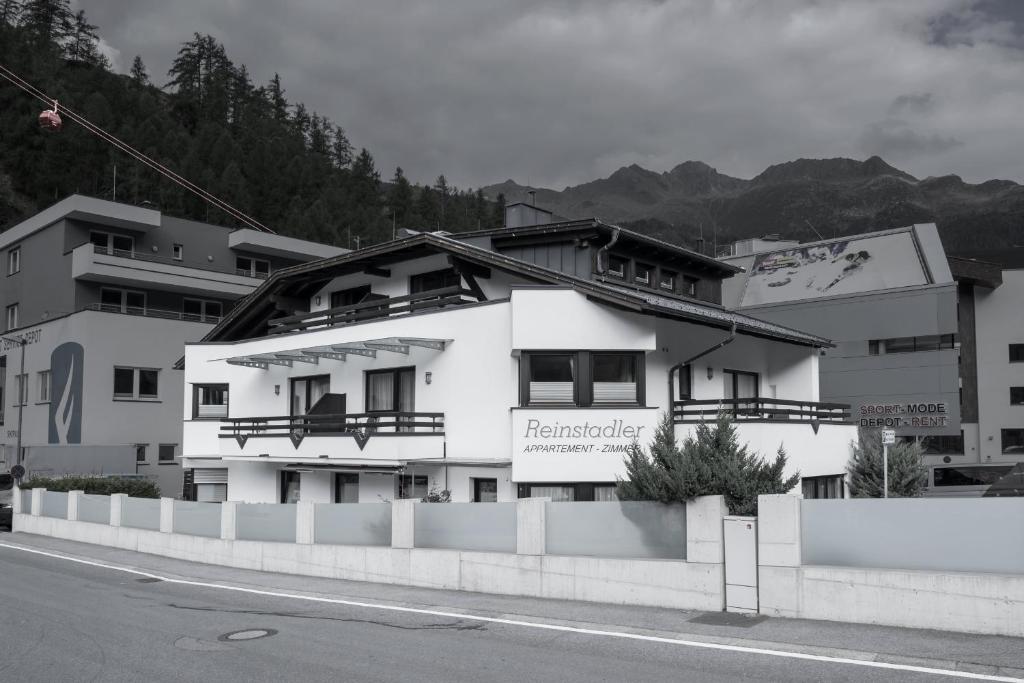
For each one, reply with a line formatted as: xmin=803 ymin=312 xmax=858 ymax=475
xmin=758 ymin=494 xmax=1024 ymax=638
xmin=14 ymin=492 xmax=727 ymax=612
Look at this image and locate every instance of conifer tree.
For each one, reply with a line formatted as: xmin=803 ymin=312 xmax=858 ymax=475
xmin=617 ymin=413 xmax=799 ymax=515
xmin=847 ymin=428 xmax=927 ymax=497
xmin=130 ymin=55 xmax=150 ymax=86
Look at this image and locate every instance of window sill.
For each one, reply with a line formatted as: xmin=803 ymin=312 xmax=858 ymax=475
xmin=35 ymin=401 xmax=50 ymax=405
xmin=157 ymin=461 xmax=178 ymax=465
xmin=113 ymin=397 xmax=162 ymax=403
xmin=188 ymin=416 xmax=228 ymax=421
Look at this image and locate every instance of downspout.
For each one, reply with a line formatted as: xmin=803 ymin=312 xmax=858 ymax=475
xmin=668 ymin=322 xmax=737 ymax=407
xmin=595 ymin=226 xmax=621 ymax=275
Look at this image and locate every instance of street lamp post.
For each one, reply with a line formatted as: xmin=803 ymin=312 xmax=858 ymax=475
xmin=1 ymin=335 xmax=27 ymax=474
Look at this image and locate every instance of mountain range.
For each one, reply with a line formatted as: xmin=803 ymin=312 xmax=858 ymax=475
xmin=483 ymin=157 xmax=1024 ymax=254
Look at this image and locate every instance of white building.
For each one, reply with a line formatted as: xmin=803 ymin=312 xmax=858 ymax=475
xmin=182 ymin=225 xmax=856 ymax=503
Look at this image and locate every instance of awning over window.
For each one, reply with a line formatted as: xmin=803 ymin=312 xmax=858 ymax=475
xmin=222 ymin=336 xmax=452 ymax=369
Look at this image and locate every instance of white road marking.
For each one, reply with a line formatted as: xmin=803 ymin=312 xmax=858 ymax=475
xmin=1 ymin=541 xmax=1020 ymax=682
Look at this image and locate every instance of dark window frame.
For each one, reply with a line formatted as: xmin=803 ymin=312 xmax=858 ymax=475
xmin=802 ymin=475 xmax=845 ymax=499
xmin=409 ymin=268 xmax=460 ymax=295
xmin=364 ymin=366 xmax=416 ymax=413
xmin=520 ymin=350 xmax=645 ymax=407
xmin=398 ymin=474 xmax=428 ymax=500
xmin=158 ymin=443 xmax=177 ymax=463
xmin=172 ymin=243 xmax=183 ymax=261
xmin=334 ymin=473 xmax=360 ymax=503
xmin=113 ymin=366 xmax=160 ymax=401
xmin=723 ymin=368 xmax=760 ymax=400
xmin=516 ymin=482 xmax=619 ymax=501
xmin=192 ymin=383 xmax=229 ymax=419
xmin=289 ymin=374 xmax=332 ymax=416
xmin=280 ymin=470 xmax=301 ymax=503
xmin=7 ymin=246 xmax=20 ymax=276
xmin=676 ymin=364 xmax=693 ymax=401
xmin=1011 ymin=344 xmax=1024 ymax=363
xmin=1012 ymin=387 xmax=1024 ymax=406
xmin=634 ymin=262 xmax=653 ymax=286
xmin=1001 ymin=428 xmax=1024 ymax=454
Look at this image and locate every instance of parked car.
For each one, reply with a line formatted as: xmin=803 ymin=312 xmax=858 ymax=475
xmin=0 ymin=473 xmax=13 ymax=531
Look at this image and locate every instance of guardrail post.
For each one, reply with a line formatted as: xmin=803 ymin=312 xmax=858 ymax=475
xmin=757 ymin=494 xmax=802 ymax=618
xmin=516 ymin=498 xmax=547 ymax=555
xmin=220 ymin=501 xmax=237 ymax=540
xmin=31 ymin=487 xmax=44 ymax=516
xmin=67 ymin=490 xmax=84 ymax=521
xmin=159 ymin=497 xmax=174 ymax=533
xmin=391 ymin=499 xmax=416 ymax=549
xmin=109 ymin=493 xmax=126 ymax=527
xmin=296 ymin=500 xmax=315 ymax=544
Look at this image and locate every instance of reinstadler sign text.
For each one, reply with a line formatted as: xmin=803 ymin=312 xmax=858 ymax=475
xmin=520 ymin=418 xmax=646 ymax=454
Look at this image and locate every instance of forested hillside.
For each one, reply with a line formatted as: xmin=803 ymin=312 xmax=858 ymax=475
xmin=0 ymin=1 xmax=504 ymax=245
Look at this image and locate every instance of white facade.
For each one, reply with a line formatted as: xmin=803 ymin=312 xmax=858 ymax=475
xmin=184 ymin=252 xmax=856 ymax=504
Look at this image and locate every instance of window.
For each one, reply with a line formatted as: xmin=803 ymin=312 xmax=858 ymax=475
xmin=280 ymin=471 xmax=301 ymax=503
xmin=6 ymin=303 xmax=18 ymax=331
xmin=870 ymin=335 xmax=958 ymax=355
xmin=37 ymin=370 xmax=50 ymax=403
xmin=1011 ymin=344 xmax=1024 ymax=363
xmin=193 ymin=384 xmax=229 ymax=419
xmin=634 ymin=263 xmax=653 ymax=286
xmin=473 ymin=478 xmax=498 ymax=502
xmin=366 ymin=367 xmax=415 ymax=413
xmin=676 ymin=364 xmax=692 ymax=401
xmin=592 ymin=353 xmax=639 ymax=404
xmin=90 ymin=231 xmax=134 ymax=255
xmin=193 ymin=468 xmax=228 ymax=502
xmin=517 ymin=482 xmax=617 ymax=501
xmin=14 ymin=373 xmax=28 ymax=406
xmin=659 ymin=270 xmax=677 ymax=291
xmin=7 ymin=247 xmax=20 ymax=275
xmin=1012 ymin=387 xmax=1024 ymax=406
xmin=182 ymin=298 xmax=222 ymax=322
xmin=100 ymin=288 xmax=146 ymax=314
xmin=291 ymin=375 xmax=331 ymax=416
xmin=172 ymin=243 xmax=183 ymax=261
xmin=236 ymin=256 xmax=270 ymax=278
xmin=158 ymin=444 xmax=176 ymax=462
xmin=802 ymin=475 xmax=844 ymax=499
xmin=1002 ymin=429 xmax=1024 ymax=454
xmin=135 ymin=444 xmax=147 ymax=463
xmin=682 ymin=276 xmax=699 ymax=297
xmin=724 ymin=369 xmax=759 ymax=400
xmin=0 ymin=356 xmax=6 ymax=424
xmin=606 ymin=254 xmax=627 ymax=279
xmin=933 ymin=465 xmax=1014 ymax=487
xmin=593 ymin=484 xmax=619 ymax=501
xmin=398 ymin=474 xmax=428 ymax=500
xmin=409 ymin=268 xmax=459 ymax=294
xmin=334 ymin=473 xmax=359 ymax=503
xmin=527 ymin=353 xmax=576 ymax=404
xmin=330 ymin=285 xmax=371 ymax=309
xmin=908 ymin=432 xmax=964 ymax=455
xmin=522 ymin=351 xmax=644 ymax=406
xmin=113 ymin=367 xmax=159 ymax=400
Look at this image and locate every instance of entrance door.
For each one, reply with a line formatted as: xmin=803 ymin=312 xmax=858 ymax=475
xmin=473 ymin=478 xmax=498 ymax=502
xmin=366 ymin=367 xmax=415 ymax=431
xmin=291 ymin=375 xmax=331 ymax=416
xmin=280 ymin=471 xmax=301 ymax=503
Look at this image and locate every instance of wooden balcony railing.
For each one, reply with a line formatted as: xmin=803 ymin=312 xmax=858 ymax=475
xmin=267 ymin=286 xmax=481 ymax=335
xmin=672 ymin=398 xmax=851 ymax=424
xmin=219 ymin=411 xmax=445 ymax=439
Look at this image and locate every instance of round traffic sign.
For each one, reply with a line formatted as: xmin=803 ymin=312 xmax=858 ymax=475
xmin=10 ymin=465 xmax=25 ymax=479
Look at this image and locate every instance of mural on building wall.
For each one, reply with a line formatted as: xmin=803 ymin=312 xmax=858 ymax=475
xmin=741 ymin=232 xmax=928 ymax=306
xmin=48 ymin=342 xmax=83 ymax=444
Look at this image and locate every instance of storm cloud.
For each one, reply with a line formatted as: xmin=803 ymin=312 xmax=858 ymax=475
xmin=77 ymin=0 xmax=1024 ymax=188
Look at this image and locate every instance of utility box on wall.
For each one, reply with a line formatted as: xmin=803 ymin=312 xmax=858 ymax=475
xmin=724 ymin=516 xmax=758 ymax=613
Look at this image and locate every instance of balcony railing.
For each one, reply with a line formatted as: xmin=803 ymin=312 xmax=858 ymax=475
xmin=267 ymin=286 xmax=482 ymax=335
xmin=85 ymin=303 xmax=222 ymax=323
xmin=672 ymin=398 xmax=851 ymax=424
xmin=91 ymin=244 xmax=269 ymax=279
xmin=220 ymin=412 xmax=446 ymax=439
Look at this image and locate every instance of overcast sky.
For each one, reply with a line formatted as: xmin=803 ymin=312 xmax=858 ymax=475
xmin=82 ymin=0 xmax=1024 ymax=190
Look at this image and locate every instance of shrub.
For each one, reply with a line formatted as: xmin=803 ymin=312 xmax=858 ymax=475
xmin=617 ymin=412 xmax=798 ymax=515
xmin=847 ymin=428 xmax=926 ymax=498
xmin=18 ymin=476 xmax=161 ymax=498
xmin=421 ymin=486 xmax=451 ymax=503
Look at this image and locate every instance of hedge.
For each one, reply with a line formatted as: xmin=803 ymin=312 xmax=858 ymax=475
xmin=18 ymin=476 xmax=161 ymax=498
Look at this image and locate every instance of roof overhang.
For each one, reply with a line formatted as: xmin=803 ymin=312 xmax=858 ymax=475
xmin=222 ymin=336 xmax=453 ymax=369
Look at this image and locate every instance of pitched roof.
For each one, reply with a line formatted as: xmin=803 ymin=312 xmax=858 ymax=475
xmin=202 ymin=232 xmax=830 ymax=347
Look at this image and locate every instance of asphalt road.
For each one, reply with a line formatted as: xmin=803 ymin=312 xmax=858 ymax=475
xmin=0 ymin=539 xmax=1021 ymax=682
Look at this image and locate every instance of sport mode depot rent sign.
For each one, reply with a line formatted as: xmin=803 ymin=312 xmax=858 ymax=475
xmin=511 ymin=409 xmax=662 ymax=483
xmin=859 ymin=402 xmax=950 ymax=428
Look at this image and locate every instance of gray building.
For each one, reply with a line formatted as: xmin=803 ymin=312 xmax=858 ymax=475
xmin=0 ymin=195 xmax=345 ymax=495
xmin=720 ymin=224 xmax=961 ymax=449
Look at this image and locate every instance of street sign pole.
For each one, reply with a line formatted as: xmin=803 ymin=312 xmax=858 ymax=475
xmin=881 ymin=429 xmax=896 ymax=499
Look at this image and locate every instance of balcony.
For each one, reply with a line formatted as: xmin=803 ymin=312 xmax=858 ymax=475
xmin=672 ymin=398 xmax=851 ymax=424
xmin=83 ymin=303 xmax=221 ymax=324
xmin=267 ymin=286 xmax=484 ymax=335
xmin=71 ymin=243 xmax=264 ymax=297
xmin=217 ymin=412 xmax=446 ymax=464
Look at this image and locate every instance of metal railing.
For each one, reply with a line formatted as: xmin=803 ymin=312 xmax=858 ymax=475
xmin=267 ymin=286 xmax=482 ymax=334
xmin=220 ymin=411 xmax=446 ymax=438
xmin=90 ymin=244 xmax=269 ymax=279
xmin=672 ymin=398 xmax=851 ymax=423
xmin=84 ymin=302 xmax=222 ymax=323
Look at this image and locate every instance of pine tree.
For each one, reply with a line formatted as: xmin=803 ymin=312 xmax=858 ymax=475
xmin=617 ymin=413 xmax=799 ymax=515
xmin=387 ymin=167 xmax=414 ymax=228
xmin=129 ymin=55 xmax=150 ymax=86
xmin=491 ymin=192 xmax=506 ymax=228
xmin=847 ymin=428 xmax=927 ymax=497
xmin=66 ymin=9 xmax=107 ymax=66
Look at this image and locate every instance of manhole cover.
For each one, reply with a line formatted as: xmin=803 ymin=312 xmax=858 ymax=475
xmin=688 ymin=612 xmax=768 ymax=627
xmin=135 ymin=577 xmax=162 ymax=583
xmin=217 ymin=628 xmax=278 ymax=642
